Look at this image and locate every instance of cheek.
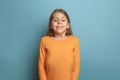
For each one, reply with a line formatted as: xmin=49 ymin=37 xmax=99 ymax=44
xmin=51 ymin=23 xmax=56 ymax=29
xmin=63 ymin=23 xmax=69 ymax=27
xmin=52 ymin=22 xmax=57 ymax=26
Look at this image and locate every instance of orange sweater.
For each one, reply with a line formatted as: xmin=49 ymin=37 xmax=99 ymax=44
xmin=38 ymin=35 xmax=80 ymax=80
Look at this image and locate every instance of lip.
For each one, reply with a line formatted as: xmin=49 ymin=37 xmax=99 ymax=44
xmin=56 ymin=26 xmax=63 ymax=29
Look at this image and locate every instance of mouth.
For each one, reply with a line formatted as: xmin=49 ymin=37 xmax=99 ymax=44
xmin=56 ymin=26 xmax=63 ymax=29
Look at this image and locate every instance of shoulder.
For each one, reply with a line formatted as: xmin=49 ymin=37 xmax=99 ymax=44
xmin=69 ymin=35 xmax=80 ymax=45
xmin=70 ymin=35 xmax=80 ymax=41
xmin=39 ymin=36 xmax=51 ymax=46
xmin=41 ymin=36 xmax=50 ymax=40
xmin=40 ymin=36 xmax=53 ymax=43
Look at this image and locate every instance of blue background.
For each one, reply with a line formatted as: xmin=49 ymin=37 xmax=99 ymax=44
xmin=0 ymin=0 xmax=120 ymax=80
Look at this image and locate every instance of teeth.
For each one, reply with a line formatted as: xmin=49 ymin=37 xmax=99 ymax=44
xmin=57 ymin=26 xmax=62 ymax=28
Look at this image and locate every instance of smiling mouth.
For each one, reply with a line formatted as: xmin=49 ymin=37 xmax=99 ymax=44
xmin=56 ymin=26 xmax=63 ymax=29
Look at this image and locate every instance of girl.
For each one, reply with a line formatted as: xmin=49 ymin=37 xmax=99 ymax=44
xmin=38 ymin=9 xmax=80 ymax=80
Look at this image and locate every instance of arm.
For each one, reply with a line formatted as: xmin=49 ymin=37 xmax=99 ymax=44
xmin=38 ymin=38 xmax=46 ymax=80
xmin=72 ymin=37 xmax=81 ymax=80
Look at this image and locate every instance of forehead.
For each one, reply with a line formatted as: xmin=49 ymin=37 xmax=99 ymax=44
xmin=52 ymin=12 xmax=67 ymax=18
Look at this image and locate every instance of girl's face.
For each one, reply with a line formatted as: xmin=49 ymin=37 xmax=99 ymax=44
xmin=51 ymin=12 xmax=69 ymax=36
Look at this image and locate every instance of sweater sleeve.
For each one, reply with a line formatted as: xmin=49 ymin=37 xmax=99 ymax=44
xmin=38 ymin=38 xmax=46 ymax=80
xmin=72 ymin=37 xmax=81 ymax=80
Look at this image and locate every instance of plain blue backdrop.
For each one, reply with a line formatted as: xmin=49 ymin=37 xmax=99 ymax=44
xmin=0 ymin=0 xmax=120 ymax=80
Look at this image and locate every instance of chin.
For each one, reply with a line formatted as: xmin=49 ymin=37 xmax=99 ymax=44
xmin=56 ymin=31 xmax=66 ymax=34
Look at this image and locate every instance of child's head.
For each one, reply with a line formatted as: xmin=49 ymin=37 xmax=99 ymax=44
xmin=47 ymin=9 xmax=73 ymax=36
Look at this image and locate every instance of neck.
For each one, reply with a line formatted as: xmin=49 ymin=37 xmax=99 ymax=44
xmin=54 ymin=33 xmax=66 ymax=39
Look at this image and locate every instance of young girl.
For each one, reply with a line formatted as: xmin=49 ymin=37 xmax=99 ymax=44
xmin=38 ymin=9 xmax=80 ymax=80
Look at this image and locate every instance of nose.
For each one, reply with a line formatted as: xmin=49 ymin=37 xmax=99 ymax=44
xmin=58 ymin=20 xmax=61 ymax=24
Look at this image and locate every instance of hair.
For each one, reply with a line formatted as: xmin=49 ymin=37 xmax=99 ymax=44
xmin=47 ymin=9 xmax=73 ymax=36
